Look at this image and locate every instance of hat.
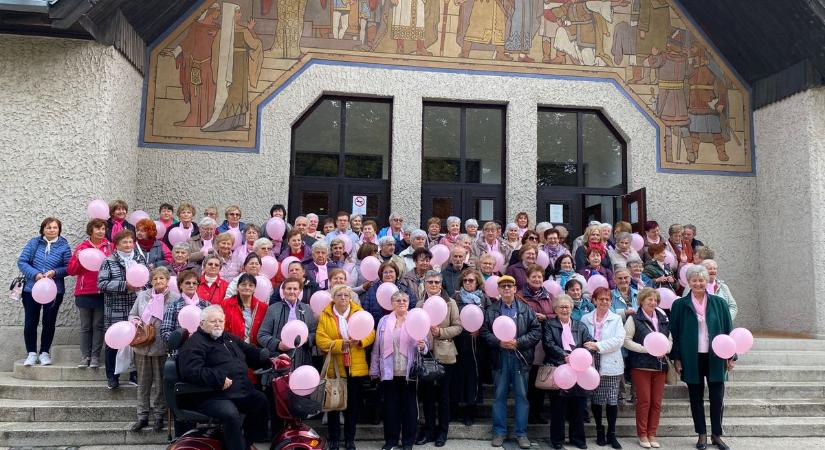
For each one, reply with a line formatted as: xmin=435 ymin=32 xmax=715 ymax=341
xmin=497 ymin=275 xmax=517 ymax=286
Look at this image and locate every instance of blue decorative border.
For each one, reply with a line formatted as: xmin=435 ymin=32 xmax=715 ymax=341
xmin=138 ymin=0 xmax=756 ymax=177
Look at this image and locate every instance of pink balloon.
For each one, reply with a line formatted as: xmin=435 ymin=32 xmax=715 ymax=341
xmin=309 ymin=290 xmax=332 ymax=316
xmin=404 ymin=308 xmax=431 ymax=340
xmin=280 ymin=256 xmax=300 ymax=277
xmin=337 ymin=234 xmax=353 ymax=254
xmin=168 ymin=227 xmax=189 ymax=246
xmin=289 ymin=365 xmax=320 ymax=395
xmin=281 ymin=320 xmax=309 ymax=349
xmin=492 ymin=316 xmax=517 ymax=341
xmin=631 ymin=233 xmax=645 ymax=252
xmin=360 ymin=256 xmax=381 ymax=282
xmin=430 ymin=244 xmax=450 ymax=267
xmin=656 ymin=288 xmax=678 ymax=309
xmin=643 ymin=331 xmax=669 ymax=357
xmin=154 ymin=221 xmax=167 ymax=239
xmin=423 ymin=296 xmax=448 ymax=324
xmin=459 ymin=304 xmax=484 ymax=333
xmin=266 ymin=217 xmax=286 ymax=241
xmin=553 ymin=363 xmax=578 ymax=390
xmin=78 ymin=248 xmax=106 ymax=271
xmin=254 ymin=275 xmax=273 ymax=301
xmin=168 ymin=276 xmax=180 ymax=295
xmin=348 ymin=310 xmax=375 ymax=340
xmin=586 ymin=274 xmax=609 ymax=293
xmin=31 ymin=278 xmax=57 ymax=304
xmin=712 ymin=334 xmax=737 ymax=359
xmin=127 ymin=210 xmax=150 ymax=226
xmin=543 ymin=279 xmax=563 ymax=297
xmin=260 ymin=256 xmax=279 ymax=279
xmin=730 ymin=328 xmax=753 ymax=355
xmin=569 ymin=347 xmax=593 ymax=371
xmin=491 ymin=252 xmax=505 ymax=273
xmin=679 ymin=263 xmax=696 ymax=287
xmin=87 ymin=199 xmax=109 ymax=220
xmin=126 ymin=264 xmax=150 ymax=287
xmin=536 ymin=250 xmax=550 ymax=269
xmin=104 ymin=321 xmax=137 ymax=349
xmin=484 ymin=276 xmax=500 ymax=298
xmin=376 ymin=282 xmax=398 ymax=311
xmin=576 ymin=366 xmax=601 ymax=390
xmin=178 ymin=305 xmax=201 ymax=333
xmin=229 ymin=228 xmax=243 ymax=250
xmin=664 ymin=251 xmax=677 ymax=269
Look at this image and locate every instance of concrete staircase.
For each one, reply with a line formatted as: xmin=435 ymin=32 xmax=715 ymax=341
xmin=1 ymin=338 xmax=825 ymax=446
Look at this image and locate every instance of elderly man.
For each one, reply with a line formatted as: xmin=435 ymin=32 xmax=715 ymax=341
xmin=399 ymin=229 xmax=428 ymax=273
xmin=268 ymin=260 xmax=318 ymax=305
xmin=178 ymin=305 xmax=270 ymax=450
xmin=325 ymin=211 xmax=360 ymax=245
xmin=293 ymin=215 xmax=316 ymax=247
xmin=441 ymin=246 xmax=470 ymax=297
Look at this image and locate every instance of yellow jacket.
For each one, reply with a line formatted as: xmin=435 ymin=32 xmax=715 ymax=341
xmin=316 ymin=300 xmax=376 ymax=378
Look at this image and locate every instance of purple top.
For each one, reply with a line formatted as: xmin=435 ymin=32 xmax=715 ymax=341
xmin=369 ymin=314 xmax=429 ymax=381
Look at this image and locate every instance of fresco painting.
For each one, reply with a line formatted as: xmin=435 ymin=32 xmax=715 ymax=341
xmin=143 ymin=0 xmax=752 ymax=174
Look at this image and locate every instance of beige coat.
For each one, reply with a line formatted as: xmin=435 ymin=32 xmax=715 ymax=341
xmin=416 ymin=293 xmax=462 ymax=365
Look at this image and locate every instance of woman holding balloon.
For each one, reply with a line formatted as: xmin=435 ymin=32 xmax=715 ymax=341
xmin=220 ymin=273 xmax=268 ymax=345
xmin=18 ymin=217 xmax=72 ymax=367
xmin=160 ymin=270 xmax=209 ymax=344
xmin=363 ymin=261 xmax=418 ymax=327
xmin=257 ymin=277 xmax=317 ymax=369
xmin=67 ymin=218 xmax=111 ymax=368
xmin=163 ymin=202 xmax=199 ymax=248
xmin=516 ymin=264 xmax=554 ymax=425
xmin=643 ymin=243 xmax=679 ymax=292
xmin=316 ymin=284 xmax=376 ymax=450
xmin=186 ymin=217 xmax=218 ymax=265
xmin=453 ymin=269 xmax=490 ymax=426
xmin=670 ymin=265 xmax=734 ymax=450
xmin=581 ymin=287 xmax=626 ymax=449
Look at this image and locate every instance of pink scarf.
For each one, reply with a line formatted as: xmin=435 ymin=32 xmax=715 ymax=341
xmin=142 ymin=290 xmax=166 ymax=323
xmin=382 ymin=313 xmax=410 ymax=358
xmin=315 ymin=263 xmax=328 ymax=287
xmin=643 ymin=308 xmax=659 ymax=332
xmin=201 ymin=239 xmax=213 ymax=255
xmin=691 ymin=292 xmax=707 ymax=323
xmin=111 ymin=219 xmax=124 ymax=238
xmin=561 ymin=319 xmax=575 ymax=351
xmin=485 ymin=239 xmax=500 ymax=253
xmin=182 ymin=293 xmax=200 ymax=306
xmin=593 ymin=310 xmax=607 ymax=340
xmin=707 ymin=281 xmax=718 ymax=294
xmin=361 ymin=234 xmax=377 ymax=245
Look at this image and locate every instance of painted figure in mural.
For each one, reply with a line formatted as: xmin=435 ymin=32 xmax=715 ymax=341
xmin=548 ymin=0 xmax=622 ymax=66
xmin=202 ymin=3 xmax=263 ymax=133
xmin=463 ymin=0 xmax=509 ymax=60
xmin=166 ymin=2 xmax=221 ymax=128
xmin=270 ymin=0 xmax=308 ymax=58
xmin=686 ymin=42 xmax=731 ymax=162
xmin=504 ymin=0 xmax=543 ymax=62
xmin=358 ymin=0 xmax=381 ymax=46
xmin=391 ymin=0 xmax=431 ymax=55
xmin=333 ymin=0 xmax=353 ymax=39
xmin=454 ymin=0 xmax=474 ymax=56
xmin=646 ymin=29 xmax=690 ymax=163
xmin=306 ymin=0 xmax=333 ymax=37
xmin=539 ymin=1 xmax=568 ymax=63
xmin=629 ymin=0 xmax=670 ymax=83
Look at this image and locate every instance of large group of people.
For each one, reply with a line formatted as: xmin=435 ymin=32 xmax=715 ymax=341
xmin=18 ymin=202 xmax=739 ymax=450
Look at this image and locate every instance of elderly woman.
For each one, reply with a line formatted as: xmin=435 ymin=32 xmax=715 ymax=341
xmin=187 ymin=217 xmax=217 ymax=264
xmin=575 ymin=225 xmax=612 ymax=271
xmin=231 ymin=224 xmax=261 ymax=266
xmin=68 ymin=219 xmax=111 ymax=368
xmin=515 ymin=212 xmax=530 ymax=237
xmin=478 ymin=252 xmax=499 ymax=280
xmin=203 ymin=206 xmax=218 ymax=221
xmin=317 ymin=285 xmax=375 ymax=450
xmin=505 ymin=223 xmax=522 ymax=251
xmin=377 ymin=235 xmax=407 ymax=277
xmin=694 ymin=246 xmax=715 ymax=265
xmin=360 ymin=220 xmax=379 ymax=245
xmin=465 ymin=219 xmax=479 ymax=241
xmin=128 ymin=267 xmax=177 ymax=432
xmin=217 ymin=205 xmax=246 ymax=234
xmin=628 ymin=260 xmax=652 ymax=290
xmin=328 ymin=268 xmax=350 ymax=291
xmin=600 ymin=223 xmax=615 ymax=251
xmin=306 ymin=213 xmax=324 ymax=240
xmin=643 ymin=243 xmax=678 ymax=292
xmin=220 ymin=273 xmax=267 ymax=345
xmin=158 ymin=203 xmax=176 ymax=229
xmin=608 ymin=232 xmax=642 ymax=272
xmin=168 ymin=243 xmax=198 ymax=276
xmin=611 ymin=267 xmax=638 ymax=319
xmin=160 ymin=269 xmax=209 ymax=344
xmin=473 ymin=221 xmax=514 ymax=265
xmin=556 ymin=225 xmax=571 ymax=250
xmin=415 ymin=271 xmax=461 ymax=447
xmin=351 ymin=242 xmax=378 ymax=295
xmin=439 ymin=216 xmax=462 ymax=249
xmin=362 ymin=261 xmax=417 ymax=326
xmin=212 ymin=232 xmax=239 ymax=280
xmin=164 ymin=203 xmax=199 ymax=247
xmin=105 ymin=199 xmax=135 ymax=242
xmin=425 ymin=217 xmax=443 ymax=249
xmin=350 ymin=214 xmax=363 ymax=237
xmin=98 ymin=230 xmax=147 ymax=389
xmin=544 ymin=294 xmax=595 ymax=450
xmin=579 ymin=247 xmax=616 ymax=290
xmin=453 ymin=269 xmax=491 ymax=425
xmin=196 ymin=255 xmax=229 ymax=304
xmin=641 ymin=221 xmax=662 ymax=263
xmin=257 ymin=277 xmax=317 ymax=367
xmin=508 ymin=230 xmax=540 ymax=266
xmin=624 ymin=288 xmax=672 ymax=449
xmin=18 ymin=217 xmax=72 ymax=367
xmin=370 ymin=291 xmax=428 ymax=450
xmin=517 ymin=264 xmax=554 ymax=425
xmin=399 ymin=229 xmax=427 ymax=273
xmin=225 ymin=254 xmax=262 ymax=299
xmin=670 ymin=265 xmax=734 ymax=450
xmin=549 ymin=254 xmax=584 ymax=290
xmin=542 ymin=228 xmax=570 ymax=269
xmin=665 ymin=224 xmax=692 ymax=268
xmin=566 ymin=278 xmax=595 ymax=322
xmin=304 ymin=240 xmax=335 ymax=290
xmin=135 ymin=218 xmax=172 ymax=269
xmin=702 ymin=260 xmax=738 ymax=321
xmin=581 ymin=287 xmax=626 ymax=449
xmin=378 ymin=211 xmax=406 ymax=244
xmin=506 ymin=244 xmax=538 ymax=292
xmin=329 ymin=238 xmax=352 ymax=270
xmin=279 ymin=229 xmax=311 ymax=262
xmin=401 ymin=248 xmax=433 ymax=304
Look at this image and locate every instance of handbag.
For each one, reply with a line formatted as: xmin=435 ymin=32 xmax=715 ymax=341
xmin=665 ymin=357 xmax=680 ymax=385
xmin=9 ymin=273 xmax=24 ymax=301
xmin=130 ymin=321 xmax=156 ymax=348
xmin=535 ymin=364 xmax=558 ymax=390
xmin=410 ymin=351 xmax=445 ymax=382
xmin=321 ymin=345 xmax=348 ymax=412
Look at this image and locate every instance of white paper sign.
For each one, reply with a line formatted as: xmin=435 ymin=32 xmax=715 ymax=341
xmin=549 ymin=204 xmax=564 ymax=223
xmin=352 ymin=195 xmax=367 ymax=215
xmin=629 ymin=201 xmax=638 ymax=224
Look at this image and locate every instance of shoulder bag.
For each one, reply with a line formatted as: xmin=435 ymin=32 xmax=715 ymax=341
xmin=321 ymin=344 xmax=348 ymax=412
xmin=130 ymin=321 xmax=156 ymax=347
xmin=410 ymin=351 xmax=445 ymax=382
xmin=535 ymin=364 xmax=558 ymax=390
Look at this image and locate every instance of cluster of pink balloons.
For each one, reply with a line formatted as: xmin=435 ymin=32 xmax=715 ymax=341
xmin=289 ymin=365 xmax=320 ymax=396
xmin=281 ymin=320 xmax=309 ymax=349
xmin=553 ymin=348 xmax=600 ymax=390
xmin=126 ymin=264 xmax=150 ymax=287
xmin=105 ymin=320 xmax=136 ymax=349
xmin=429 ymin=244 xmax=450 ymax=267
xmin=376 ymin=282 xmax=398 ymax=310
xmin=32 ymin=278 xmax=57 ymax=304
xmin=712 ymin=328 xmax=754 ymax=359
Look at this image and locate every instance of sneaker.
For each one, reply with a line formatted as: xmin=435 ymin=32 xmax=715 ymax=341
xmin=24 ymin=352 xmax=38 ymax=366
xmin=39 ymin=352 xmax=52 ymax=366
xmin=89 ymin=357 xmax=100 ymax=368
xmin=107 ymin=377 xmax=120 ymax=390
xmin=517 ymin=436 xmax=531 ymax=449
xmin=77 ymin=357 xmax=90 ymax=368
xmin=491 ymin=435 xmax=505 ymax=447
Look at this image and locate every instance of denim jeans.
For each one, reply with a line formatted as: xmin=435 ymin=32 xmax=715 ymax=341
xmin=492 ymin=351 xmax=529 ymax=437
xmin=22 ymin=291 xmax=63 ymax=353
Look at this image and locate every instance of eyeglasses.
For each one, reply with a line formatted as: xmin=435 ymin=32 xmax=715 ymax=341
xmin=392 ymin=218 xmax=404 ymax=222
xmin=381 ymin=270 xmax=397 ymax=275
xmin=499 ymin=284 xmax=515 ymax=289
xmin=228 ymin=213 xmax=241 ymax=217
xmin=527 ymin=236 xmax=538 ymax=241
xmin=182 ymin=281 xmax=199 ymax=286
xmin=392 ymin=298 xmax=408 ymax=303
xmin=425 ymin=280 xmax=441 ymax=285
xmin=556 ymin=305 xmax=571 ymax=310
xmin=205 ymin=262 xmax=221 ymax=267
xmin=462 ymin=279 xmax=476 ymax=283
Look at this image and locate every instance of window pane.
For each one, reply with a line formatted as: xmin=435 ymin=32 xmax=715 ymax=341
xmin=477 ymin=199 xmax=494 ymax=221
xmin=466 ymin=108 xmax=503 ymax=184
xmin=582 ymin=113 xmax=623 ymax=188
xmin=294 ymin=99 xmax=341 ymax=177
xmin=583 ymin=195 xmax=621 ymax=225
xmin=301 ymin=192 xmax=331 ymax=217
xmin=432 ymin=197 xmax=454 ymax=219
xmin=344 ymin=100 xmax=391 ymax=179
xmin=537 ymin=110 xmax=577 ymax=186
xmin=546 ymin=202 xmax=570 ymax=224
xmin=423 ymin=106 xmax=461 ymax=182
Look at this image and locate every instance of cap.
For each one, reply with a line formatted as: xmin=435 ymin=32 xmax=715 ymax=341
xmin=497 ymin=275 xmax=517 ymax=286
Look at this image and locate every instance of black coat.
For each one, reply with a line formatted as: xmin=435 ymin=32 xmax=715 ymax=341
xmin=627 ymin=308 xmax=671 ymax=372
xmin=178 ymin=328 xmax=266 ymax=400
xmin=480 ymin=299 xmax=541 ymax=371
xmin=542 ymin=317 xmax=593 ymax=397
xmin=268 ymin=278 xmax=319 ymax=306
xmin=105 ymin=219 xmax=135 ymax=242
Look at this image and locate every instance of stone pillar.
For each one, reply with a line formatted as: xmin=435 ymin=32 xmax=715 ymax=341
xmin=505 ymin=99 xmax=538 ymax=226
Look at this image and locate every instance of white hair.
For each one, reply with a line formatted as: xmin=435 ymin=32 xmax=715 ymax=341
xmin=686 ymin=265 xmax=709 ymax=281
xmin=199 ymin=217 xmax=218 ymax=227
xmin=311 ymin=240 xmax=330 ymax=252
xmin=200 ymin=304 xmax=224 ymax=321
xmin=446 ymin=216 xmax=461 ymax=226
xmin=465 ymin=219 xmax=478 ymax=228
xmin=600 ymin=222 xmax=613 ymax=230
xmin=252 ymin=237 xmax=273 ymax=251
xmin=410 ymin=229 xmax=427 ymax=239
xmin=535 ymin=222 xmax=553 ymax=236
xmin=306 ymin=213 xmax=319 ymax=221
xmin=388 ymin=211 xmax=403 ymax=221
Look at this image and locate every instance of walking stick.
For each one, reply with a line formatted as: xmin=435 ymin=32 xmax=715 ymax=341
xmin=439 ymin=0 xmax=449 ymax=56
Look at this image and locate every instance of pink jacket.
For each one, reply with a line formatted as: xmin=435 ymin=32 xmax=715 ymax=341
xmin=67 ymin=239 xmax=112 ymax=296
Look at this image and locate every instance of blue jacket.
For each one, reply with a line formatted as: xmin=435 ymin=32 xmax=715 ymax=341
xmin=17 ymin=236 xmax=72 ymax=293
xmin=217 ymin=220 xmax=246 ymax=234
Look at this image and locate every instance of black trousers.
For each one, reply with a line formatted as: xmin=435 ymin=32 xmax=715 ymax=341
xmin=527 ymin=364 xmax=547 ymax=419
xmin=549 ymin=393 xmax=586 ymax=447
xmin=195 ymin=390 xmax=269 ymax=450
xmin=687 ymin=353 xmax=725 ymax=436
xmin=382 ymin=377 xmax=418 ymax=447
xmin=22 ymin=292 xmax=63 ymax=354
xmin=328 ymin=376 xmax=365 ymax=443
xmin=421 ymin=363 xmax=454 ymax=438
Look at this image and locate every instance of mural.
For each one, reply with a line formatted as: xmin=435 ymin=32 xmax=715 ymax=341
xmin=143 ymin=0 xmax=753 ymax=174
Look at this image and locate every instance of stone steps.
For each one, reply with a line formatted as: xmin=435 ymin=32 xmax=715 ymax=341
xmin=0 ymin=373 xmax=135 ymax=401
xmin=750 ymin=338 xmax=825 ymax=351
xmin=735 ymin=350 xmax=825 ymax=366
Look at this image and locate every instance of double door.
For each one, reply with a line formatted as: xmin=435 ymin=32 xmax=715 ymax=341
xmin=537 ymin=187 xmax=646 ymax=240
xmin=421 ymin=183 xmax=504 ymax=227
xmin=289 ymin=177 xmax=390 ymax=225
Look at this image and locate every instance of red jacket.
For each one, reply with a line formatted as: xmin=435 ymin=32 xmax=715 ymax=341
xmin=67 ymin=239 xmax=112 ymax=296
xmin=197 ymin=274 xmax=229 ymax=304
xmin=220 ymin=296 xmax=268 ymax=346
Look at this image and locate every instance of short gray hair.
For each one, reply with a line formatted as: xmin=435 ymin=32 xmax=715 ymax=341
xmin=390 ymin=290 xmax=409 ymax=304
xmin=505 ymin=222 xmax=519 ymax=232
xmin=535 ymin=221 xmax=553 ymax=236
xmin=465 ymin=219 xmax=478 ymax=228
xmin=200 ymin=304 xmax=224 ymax=321
xmin=616 ymin=232 xmax=632 ymax=242
xmin=684 ymin=224 xmax=697 ymax=234
xmin=686 ymin=265 xmax=709 ymax=282
xmin=614 ymin=267 xmax=631 ymax=277
xmin=553 ymin=294 xmax=574 ymax=308
xmin=410 ymin=229 xmax=427 ymax=240
xmin=446 ymin=216 xmax=461 ymax=226
xmin=378 ymin=235 xmax=396 ymax=246
xmin=700 ymin=259 xmax=718 ymax=270
xmin=600 ymin=222 xmax=612 ymax=230
xmin=388 ymin=211 xmax=404 ymax=221
xmin=424 ymin=270 xmax=442 ymax=281
xmin=350 ymin=213 xmax=362 ymax=222
xmin=450 ymin=245 xmax=467 ymax=256
xmin=456 ymin=234 xmax=472 ymax=244
xmin=199 ymin=217 xmax=217 ymax=227
xmin=172 ymin=242 xmax=191 ymax=253
xmin=252 ymin=237 xmax=273 ymax=251
xmin=306 ymin=213 xmax=319 ymax=221
xmin=311 ymin=240 xmax=330 ymax=252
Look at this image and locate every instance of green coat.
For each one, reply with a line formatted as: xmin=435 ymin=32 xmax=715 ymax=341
xmin=669 ymin=293 xmax=733 ymax=384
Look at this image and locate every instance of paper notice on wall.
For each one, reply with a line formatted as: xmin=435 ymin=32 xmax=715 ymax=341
xmin=352 ymin=195 xmax=367 ymax=215
xmin=629 ymin=201 xmax=638 ymax=224
xmin=549 ymin=204 xmax=564 ymax=223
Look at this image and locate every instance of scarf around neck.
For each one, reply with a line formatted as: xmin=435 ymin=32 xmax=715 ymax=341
xmin=142 ymin=290 xmax=167 ymax=323
xmin=691 ymin=292 xmax=707 ymax=323
xmin=382 ymin=312 xmax=410 ymax=358
xmin=593 ymin=310 xmax=608 ymax=340
xmin=561 ymin=319 xmax=575 ymax=351
xmin=182 ymin=292 xmax=200 ymax=306
xmin=333 ymin=305 xmax=351 ymax=340
xmin=43 ymin=237 xmax=58 ymax=255
xmin=460 ymin=288 xmax=482 ymax=305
